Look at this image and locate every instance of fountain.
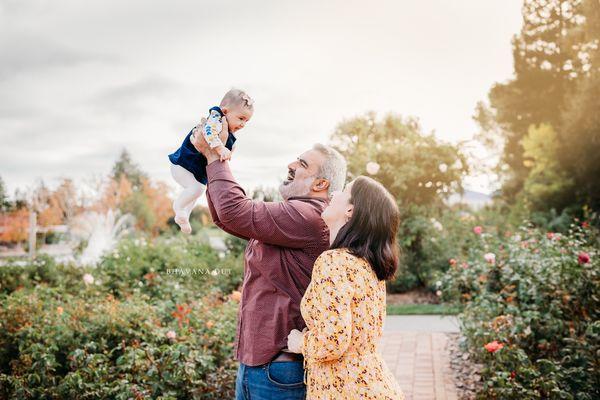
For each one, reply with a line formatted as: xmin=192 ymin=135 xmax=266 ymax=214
xmin=70 ymin=209 xmax=134 ymax=266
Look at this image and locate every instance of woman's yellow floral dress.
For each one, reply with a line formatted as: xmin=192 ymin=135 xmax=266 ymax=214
xmin=300 ymin=248 xmax=405 ymax=400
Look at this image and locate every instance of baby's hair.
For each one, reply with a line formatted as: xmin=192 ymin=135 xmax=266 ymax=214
xmin=220 ymin=88 xmax=254 ymax=110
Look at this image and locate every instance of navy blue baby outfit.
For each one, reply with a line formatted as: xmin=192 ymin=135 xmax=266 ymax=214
xmin=168 ymin=107 xmax=237 ymax=185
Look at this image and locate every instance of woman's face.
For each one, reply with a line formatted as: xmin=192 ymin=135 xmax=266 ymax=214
xmin=322 ymin=181 xmax=354 ymax=228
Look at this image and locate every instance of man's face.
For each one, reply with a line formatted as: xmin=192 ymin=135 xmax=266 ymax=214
xmin=279 ymin=149 xmax=324 ymax=200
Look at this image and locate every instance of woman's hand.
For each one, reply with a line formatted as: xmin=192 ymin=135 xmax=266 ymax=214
xmin=287 ymin=327 xmax=308 ymax=354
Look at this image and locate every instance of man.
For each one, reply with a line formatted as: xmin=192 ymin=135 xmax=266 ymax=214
xmin=191 ymin=119 xmax=347 ymax=400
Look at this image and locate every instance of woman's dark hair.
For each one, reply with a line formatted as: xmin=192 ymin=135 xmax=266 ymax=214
xmin=330 ymin=176 xmax=400 ymax=281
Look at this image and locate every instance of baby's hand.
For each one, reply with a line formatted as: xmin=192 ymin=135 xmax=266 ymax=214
xmin=216 ymin=146 xmax=232 ymax=162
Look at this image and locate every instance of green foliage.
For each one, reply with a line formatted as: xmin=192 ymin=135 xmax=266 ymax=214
xmin=477 ymin=0 xmax=591 ymax=201
xmin=0 ymin=237 xmax=244 ymax=399
xmin=441 ymin=221 xmax=600 ymax=398
xmin=224 ymin=235 xmax=248 ymax=257
xmin=521 ymin=124 xmax=575 ymax=211
xmin=329 ymin=112 xmax=468 ymax=291
xmin=0 ymin=175 xmax=11 ymax=212
xmin=120 ymin=191 xmax=156 ymax=233
xmin=331 ymin=112 xmax=467 ymax=207
xmin=477 ymin=0 xmax=600 ymax=213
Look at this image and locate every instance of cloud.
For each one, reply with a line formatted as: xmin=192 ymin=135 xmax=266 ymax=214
xmin=0 ymin=34 xmax=102 ymax=81
xmin=0 ymin=0 xmax=524 ymax=196
xmin=88 ymin=75 xmax=183 ymax=119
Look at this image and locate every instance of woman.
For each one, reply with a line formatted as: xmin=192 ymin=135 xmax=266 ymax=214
xmin=287 ymin=176 xmax=405 ymax=399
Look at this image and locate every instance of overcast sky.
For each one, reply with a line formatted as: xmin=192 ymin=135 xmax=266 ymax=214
xmin=0 ymin=0 xmax=522 ymax=200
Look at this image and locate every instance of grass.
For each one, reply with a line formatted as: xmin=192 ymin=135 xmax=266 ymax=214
xmin=386 ymin=303 xmax=460 ymax=315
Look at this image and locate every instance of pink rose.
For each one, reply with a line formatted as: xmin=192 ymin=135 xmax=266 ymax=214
xmin=484 ymin=340 xmax=504 ymax=353
xmin=473 ymin=226 xmax=483 ymax=235
xmin=578 ymin=252 xmax=590 ymax=265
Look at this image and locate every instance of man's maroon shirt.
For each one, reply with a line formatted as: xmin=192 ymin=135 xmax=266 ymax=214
xmin=205 ymin=161 xmax=330 ymax=366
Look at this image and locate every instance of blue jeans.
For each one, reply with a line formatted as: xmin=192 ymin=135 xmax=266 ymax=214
xmin=235 ymin=360 xmax=306 ymax=400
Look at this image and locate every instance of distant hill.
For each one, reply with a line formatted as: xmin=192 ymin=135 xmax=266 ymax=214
xmin=447 ymin=189 xmax=492 ymax=209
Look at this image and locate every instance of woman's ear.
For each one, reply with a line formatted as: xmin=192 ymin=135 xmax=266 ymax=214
xmin=345 ymin=204 xmax=354 ymax=220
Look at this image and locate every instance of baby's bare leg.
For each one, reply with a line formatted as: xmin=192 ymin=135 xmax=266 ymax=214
xmin=170 ymin=164 xmax=205 ymax=233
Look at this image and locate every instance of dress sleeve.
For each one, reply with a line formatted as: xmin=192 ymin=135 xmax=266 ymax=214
xmin=301 ymin=250 xmax=354 ymax=362
xmin=202 ymin=109 xmax=225 ymax=148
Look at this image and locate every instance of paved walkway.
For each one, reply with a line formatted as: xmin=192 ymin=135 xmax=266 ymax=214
xmin=379 ymin=316 xmax=460 ymax=400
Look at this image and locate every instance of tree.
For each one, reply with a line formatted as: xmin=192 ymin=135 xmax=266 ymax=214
xmin=0 ymin=176 xmax=10 ymax=211
xmin=330 ymin=112 xmax=467 ymax=209
xmin=477 ymin=0 xmax=591 ymax=201
xmin=111 ymin=149 xmax=147 ymax=190
xmin=140 ymin=179 xmax=173 ymax=235
xmin=521 ymin=124 xmax=575 ymax=210
xmin=53 ymin=178 xmax=79 ymax=222
xmin=558 ymin=0 xmax=600 ymax=210
xmin=329 ymin=112 xmax=468 ymax=288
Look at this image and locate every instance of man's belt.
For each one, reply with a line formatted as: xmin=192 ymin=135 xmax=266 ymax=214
xmin=272 ymin=350 xmax=304 ymax=362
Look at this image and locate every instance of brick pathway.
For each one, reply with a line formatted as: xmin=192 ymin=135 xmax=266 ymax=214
xmin=378 ymin=317 xmax=459 ymax=400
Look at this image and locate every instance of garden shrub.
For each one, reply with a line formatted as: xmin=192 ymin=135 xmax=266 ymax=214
xmin=441 ymin=222 xmax=599 ymax=399
xmin=0 ymin=236 xmax=244 ymax=399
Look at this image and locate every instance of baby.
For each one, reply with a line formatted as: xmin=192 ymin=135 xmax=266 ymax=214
xmin=168 ymin=88 xmax=254 ymax=234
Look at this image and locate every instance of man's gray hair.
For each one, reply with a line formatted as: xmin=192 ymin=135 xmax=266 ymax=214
xmin=313 ymin=143 xmax=347 ymax=197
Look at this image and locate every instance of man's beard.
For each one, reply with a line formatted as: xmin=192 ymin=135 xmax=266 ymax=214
xmin=279 ymin=176 xmax=314 ymax=200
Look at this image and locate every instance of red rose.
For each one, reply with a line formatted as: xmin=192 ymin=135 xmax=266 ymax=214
xmin=578 ymin=252 xmax=591 ymax=264
xmin=510 ymin=371 xmax=516 ymax=380
xmin=582 ymin=221 xmax=590 ymax=229
xmin=484 ymin=340 xmax=504 ymax=353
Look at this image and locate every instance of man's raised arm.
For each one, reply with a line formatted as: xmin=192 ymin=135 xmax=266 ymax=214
xmin=205 ymin=161 xmax=326 ymax=248
xmin=206 ymin=189 xmax=249 ymax=241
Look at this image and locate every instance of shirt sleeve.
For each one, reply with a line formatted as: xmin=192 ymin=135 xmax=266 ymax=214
xmin=206 ymin=189 xmax=249 ymax=241
xmin=205 ymin=161 xmax=326 ymax=248
xmin=300 ymin=251 xmax=354 ymax=362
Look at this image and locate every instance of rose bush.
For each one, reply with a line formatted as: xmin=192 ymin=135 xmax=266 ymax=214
xmin=0 ymin=235 xmax=244 ymax=399
xmin=441 ymin=221 xmax=599 ymax=399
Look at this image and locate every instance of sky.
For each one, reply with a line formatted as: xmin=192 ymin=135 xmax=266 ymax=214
xmin=0 ymin=0 xmax=523 ymax=201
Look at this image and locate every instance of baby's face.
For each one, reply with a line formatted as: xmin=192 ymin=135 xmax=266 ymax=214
xmin=224 ymin=105 xmax=253 ymax=134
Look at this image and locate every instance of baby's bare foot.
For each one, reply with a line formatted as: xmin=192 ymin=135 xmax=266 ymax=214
xmin=174 ymin=215 xmax=192 ymax=234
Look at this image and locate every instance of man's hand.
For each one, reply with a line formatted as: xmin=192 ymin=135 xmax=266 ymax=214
xmin=191 ymin=117 xmax=229 ymax=164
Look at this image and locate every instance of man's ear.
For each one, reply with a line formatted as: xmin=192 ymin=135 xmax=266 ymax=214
xmin=221 ymin=107 xmax=228 ymax=115
xmin=312 ymin=178 xmax=330 ymax=193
